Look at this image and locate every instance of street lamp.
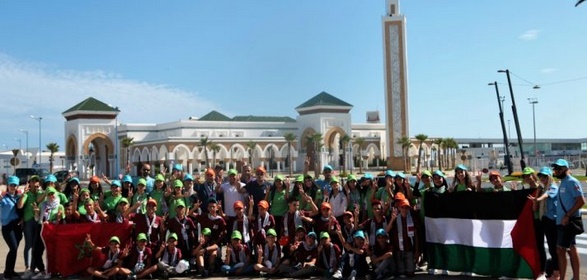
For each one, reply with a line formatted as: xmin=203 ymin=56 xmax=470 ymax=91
xmin=30 ymin=115 xmax=42 ymax=167
xmin=488 ymin=82 xmax=513 ymax=175
xmin=497 ymin=69 xmax=526 ymax=169
xmin=528 ymin=98 xmax=539 ymax=163
xmin=20 ymin=129 xmax=29 ymax=168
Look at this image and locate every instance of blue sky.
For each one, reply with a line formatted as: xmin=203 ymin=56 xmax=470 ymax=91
xmin=0 ymin=0 xmax=586 ymax=152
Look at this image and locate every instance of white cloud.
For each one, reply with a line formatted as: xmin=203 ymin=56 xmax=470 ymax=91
xmin=518 ymin=29 xmax=539 ymax=40
xmin=0 ymin=52 xmax=220 ymax=148
xmin=540 ymin=68 xmax=558 ymax=74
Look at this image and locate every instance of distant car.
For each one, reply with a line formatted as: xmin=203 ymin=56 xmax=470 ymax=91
xmin=14 ymin=168 xmax=50 ymax=185
xmin=54 ymin=170 xmax=70 ymax=183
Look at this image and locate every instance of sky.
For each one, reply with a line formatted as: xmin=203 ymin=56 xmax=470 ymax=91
xmin=0 ymin=0 xmax=586 ymax=153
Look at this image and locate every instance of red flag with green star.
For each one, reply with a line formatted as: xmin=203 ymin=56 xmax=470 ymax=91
xmin=41 ymin=222 xmax=132 ymax=277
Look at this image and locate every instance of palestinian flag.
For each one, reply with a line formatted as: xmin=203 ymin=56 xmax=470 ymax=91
xmin=41 ymin=222 xmax=132 ymax=277
xmin=424 ymin=189 xmax=540 ymax=279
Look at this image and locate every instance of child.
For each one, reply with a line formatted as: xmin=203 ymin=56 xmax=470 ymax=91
xmin=221 ymin=230 xmax=253 ymax=276
xmin=155 ymin=233 xmax=187 ymax=278
xmin=120 ymin=233 xmax=158 ymax=280
xmin=370 ymin=228 xmax=394 ymax=280
xmin=193 ymin=228 xmax=218 ymax=277
xmin=316 ymin=232 xmax=342 ymax=279
xmin=86 ymin=235 xmax=125 ymax=279
xmin=253 ymin=228 xmax=281 ymax=276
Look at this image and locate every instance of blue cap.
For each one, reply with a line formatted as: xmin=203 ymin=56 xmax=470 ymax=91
xmin=384 ymin=170 xmax=395 ymax=177
xmin=395 ymin=172 xmax=406 ymax=179
xmin=375 ymin=228 xmax=388 ymax=237
xmin=68 ymin=177 xmax=80 ymax=184
xmin=432 ymin=170 xmax=445 ymax=178
xmin=307 ymin=231 xmax=317 ymax=239
xmin=538 ymin=167 xmax=553 ymax=176
xmin=7 ymin=176 xmax=19 ymax=185
xmin=111 ymin=180 xmax=121 ymax=188
xmin=551 ymin=159 xmax=569 ymax=168
xmin=173 ymin=163 xmax=183 ymax=171
xmin=184 ymin=174 xmax=194 ymax=181
xmin=323 ymin=165 xmax=333 ymax=171
xmin=455 ymin=164 xmax=468 ymax=171
xmin=353 ymin=230 xmax=366 ymax=239
xmin=122 ymin=175 xmax=132 ymax=183
xmin=45 ymin=174 xmax=57 ymax=183
xmin=363 ymin=173 xmax=374 ymax=180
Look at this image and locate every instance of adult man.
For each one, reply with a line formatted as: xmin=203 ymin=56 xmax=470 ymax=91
xmin=552 ymin=159 xmax=584 ymax=280
xmin=133 ymin=163 xmax=155 ymax=194
xmin=242 ymin=166 xmax=270 ymax=215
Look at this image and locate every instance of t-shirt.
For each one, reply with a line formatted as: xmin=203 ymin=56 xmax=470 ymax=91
xmin=556 ymin=175 xmax=583 ymax=225
xmin=221 ymin=182 xmax=245 ymax=217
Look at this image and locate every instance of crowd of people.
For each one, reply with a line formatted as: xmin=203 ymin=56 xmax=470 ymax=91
xmin=0 ymin=159 xmax=584 ymax=280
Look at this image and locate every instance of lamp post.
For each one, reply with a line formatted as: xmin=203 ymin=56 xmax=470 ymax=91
xmin=20 ymin=129 xmax=29 ymax=168
xmin=489 ymin=82 xmax=513 ymax=175
xmin=30 ymin=115 xmax=42 ymax=167
xmin=528 ymin=98 xmax=539 ymax=164
xmin=497 ymin=69 xmax=526 ymax=169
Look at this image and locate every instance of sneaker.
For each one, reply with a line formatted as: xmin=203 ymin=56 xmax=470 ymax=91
xmin=22 ymin=270 xmax=35 ymax=279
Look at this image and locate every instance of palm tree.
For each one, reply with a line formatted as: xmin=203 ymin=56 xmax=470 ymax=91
xmin=283 ymin=132 xmax=297 ymax=177
xmin=245 ymin=141 xmax=258 ymax=166
xmin=340 ymin=134 xmax=351 ymax=174
xmin=198 ymin=137 xmax=211 ymax=168
xmin=121 ymin=137 xmax=134 ymax=165
xmin=210 ymin=143 xmax=221 ymax=166
xmin=354 ymin=137 xmax=365 ymax=174
xmin=46 ymin=142 xmax=59 ymax=173
xmin=415 ymin=134 xmax=428 ymax=173
xmin=433 ymin=138 xmax=444 ymax=171
xmin=396 ymin=136 xmax=412 ymax=172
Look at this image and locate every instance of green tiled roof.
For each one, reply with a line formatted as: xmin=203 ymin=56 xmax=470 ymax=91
xmin=232 ymin=116 xmax=296 ymax=122
xmin=199 ymin=110 xmax=231 ymax=121
xmin=63 ymin=97 xmax=118 ymax=114
xmin=295 ymin=91 xmax=353 ymax=109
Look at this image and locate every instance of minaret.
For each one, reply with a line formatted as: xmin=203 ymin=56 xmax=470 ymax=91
xmin=382 ymin=0 xmax=409 ymax=171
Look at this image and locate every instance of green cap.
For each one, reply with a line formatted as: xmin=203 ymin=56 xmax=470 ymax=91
xmin=295 ymin=175 xmax=304 ymax=183
xmin=421 ymin=170 xmax=432 ymax=177
xmin=137 ymin=178 xmax=147 ymax=186
xmin=109 ymin=236 xmax=120 ymax=244
xmin=167 ymin=233 xmax=178 ymax=241
xmin=347 ymin=174 xmax=357 ymax=181
xmin=522 ymin=167 xmax=536 ymax=175
xmin=231 ymin=230 xmax=242 ymax=240
xmin=137 ymin=233 xmax=147 ymax=241
xmin=228 ymin=169 xmax=238 ymax=176
xmin=46 ymin=187 xmax=57 ymax=195
xmin=320 ymin=231 xmax=330 ymax=239
xmin=202 ymin=228 xmax=212 ymax=236
xmin=330 ymin=177 xmax=339 ymax=183
xmin=173 ymin=179 xmax=183 ymax=188
xmin=176 ymin=200 xmax=186 ymax=208
xmin=267 ymin=228 xmax=277 ymax=237
xmin=274 ymin=174 xmax=285 ymax=181
xmin=155 ymin=174 xmax=165 ymax=181
xmin=118 ymin=197 xmax=129 ymax=205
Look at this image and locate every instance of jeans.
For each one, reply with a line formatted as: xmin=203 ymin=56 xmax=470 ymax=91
xmin=23 ymin=219 xmax=37 ymax=269
xmin=2 ymin=219 xmax=23 ymax=275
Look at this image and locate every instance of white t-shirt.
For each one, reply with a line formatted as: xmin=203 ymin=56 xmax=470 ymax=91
xmin=221 ymin=182 xmax=245 ymax=217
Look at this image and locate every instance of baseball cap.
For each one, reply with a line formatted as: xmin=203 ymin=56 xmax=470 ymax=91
xmin=551 ymin=159 xmax=569 ymax=168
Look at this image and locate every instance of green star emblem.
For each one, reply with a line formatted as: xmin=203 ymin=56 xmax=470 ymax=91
xmin=75 ymin=240 xmax=93 ymax=260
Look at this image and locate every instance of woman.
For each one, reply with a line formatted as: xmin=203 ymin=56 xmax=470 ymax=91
xmin=1 ymin=176 xmax=23 ymax=279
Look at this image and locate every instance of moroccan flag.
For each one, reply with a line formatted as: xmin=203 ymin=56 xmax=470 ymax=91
xmin=41 ymin=222 xmax=132 ymax=277
xmin=424 ymin=189 xmax=540 ymax=279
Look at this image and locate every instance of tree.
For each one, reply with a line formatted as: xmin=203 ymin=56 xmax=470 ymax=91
xmin=397 ymin=136 xmax=412 ymax=172
xmin=46 ymin=142 xmax=60 ymax=173
xmin=433 ymin=138 xmax=444 ymax=171
xmin=121 ymin=137 xmax=134 ymax=165
xmin=245 ymin=141 xmax=258 ymax=166
xmin=210 ymin=143 xmax=221 ymax=167
xmin=283 ymin=132 xmax=297 ymax=177
xmin=415 ymin=134 xmax=428 ymax=173
xmin=354 ymin=137 xmax=365 ymax=174
xmin=340 ymin=134 xmax=351 ymax=174
xmin=198 ymin=137 xmax=211 ymax=168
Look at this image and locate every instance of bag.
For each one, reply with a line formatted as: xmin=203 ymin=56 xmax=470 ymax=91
xmin=565 ymin=216 xmax=584 ymax=235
